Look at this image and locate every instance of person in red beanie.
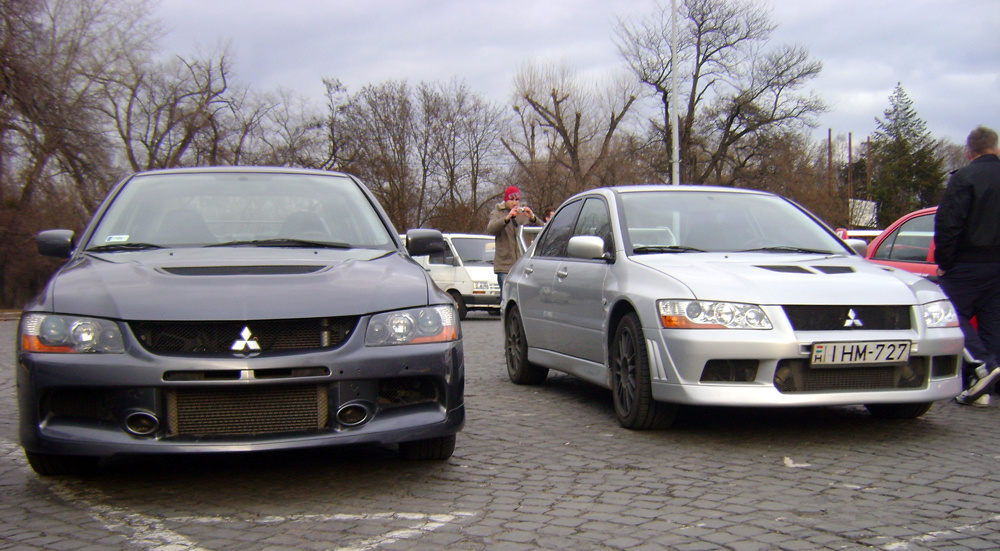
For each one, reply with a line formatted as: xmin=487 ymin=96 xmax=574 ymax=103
xmin=486 ymin=186 xmax=538 ymax=287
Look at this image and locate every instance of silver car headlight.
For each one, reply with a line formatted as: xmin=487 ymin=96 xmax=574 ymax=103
xmin=657 ymin=300 xmax=773 ymax=330
xmin=922 ymin=300 xmax=959 ymax=328
xmin=365 ymin=305 xmax=460 ymax=346
xmin=20 ymin=313 xmax=125 ymax=353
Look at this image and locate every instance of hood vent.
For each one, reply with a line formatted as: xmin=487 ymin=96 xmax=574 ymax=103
xmin=812 ymin=265 xmax=855 ymax=274
xmin=756 ymin=265 xmax=812 ymax=274
xmin=162 ymin=265 xmax=323 ymax=276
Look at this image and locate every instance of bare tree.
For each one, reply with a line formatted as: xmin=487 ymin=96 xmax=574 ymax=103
xmin=100 ymin=48 xmax=233 ymax=170
xmin=0 ymin=0 xmax=159 ymax=305
xmin=504 ymin=62 xmax=638 ymax=205
xmin=616 ymin=0 xmax=825 ymax=185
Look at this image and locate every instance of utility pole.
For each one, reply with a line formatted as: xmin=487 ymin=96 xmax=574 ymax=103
xmin=848 ymin=132 xmax=853 ymax=228
xmin=827 ymin=129 xmax=833 ymax=195
xmin=670 ymin=0 xmax=680 ymax=185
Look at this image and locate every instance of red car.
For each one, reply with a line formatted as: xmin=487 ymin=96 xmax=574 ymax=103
xmin=865 ymin=207 xmax=939 ymax=278
xmin=865 ymin=206 xmax=979 ymax=333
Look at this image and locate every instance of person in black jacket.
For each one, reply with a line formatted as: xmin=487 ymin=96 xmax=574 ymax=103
xmin=935 ymin=125 xmax=1000 ymax=404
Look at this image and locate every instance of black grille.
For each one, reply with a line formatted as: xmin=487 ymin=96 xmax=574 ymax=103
xmin=782 ymin=305 xmax=911 ymax=331
xmin=378 ymin=377 xmax=440 ymax=408
xmin=130 ymin=317 xmax=357 ymax=354
xmin=700 ymin=360 xmax=759 ymax=382
xmin=774 ymin=358 xmax=927 ymax=392
xmin=166 ymin=385 xmax=328 ymax=436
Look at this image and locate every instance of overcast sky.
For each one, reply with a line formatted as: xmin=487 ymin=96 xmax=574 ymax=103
xmin=156 ymin=0 xmax=999 ymax=145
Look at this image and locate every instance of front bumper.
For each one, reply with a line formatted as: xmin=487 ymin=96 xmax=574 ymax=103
xmin=645 ymin=321 xmax=964 ymax=407
xmin=18 ymin=328 xmax=464 ymax=459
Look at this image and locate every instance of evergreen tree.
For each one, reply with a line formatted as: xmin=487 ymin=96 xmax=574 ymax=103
xmin=868 ymin=84 xmax=946 ymax=226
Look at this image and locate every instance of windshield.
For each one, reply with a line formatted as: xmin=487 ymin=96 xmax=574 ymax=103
xmin=619 ymin=190 xmax=848 ymax=254
xmin=86 ymin=171 xmax=395 ymax=250
xmin=450 ymin=237 xmax=495 ymax=266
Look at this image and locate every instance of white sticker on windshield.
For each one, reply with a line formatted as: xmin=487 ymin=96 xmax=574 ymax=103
xmin=105 ymin=235 xmax=130 ymax=243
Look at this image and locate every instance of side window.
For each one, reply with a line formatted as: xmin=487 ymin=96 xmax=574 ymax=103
xmin=428 ymin=241 xmax=454 ymax=265
xmin=534 ymin=200 xmax=583 ymax=258
xmin=872 ymin=215 xmax=933 ymax=262
xmin=573 ymin=198 xmax=613 ymax=255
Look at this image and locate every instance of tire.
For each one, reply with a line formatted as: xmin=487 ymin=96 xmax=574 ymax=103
xmin=25 ymin=452 xmax=100 ymax=476
xmin=864 ymin=402 xmax=934 ymax=419
xmin=609 ymin=312 xmax=677 ymax=429
xmin=504 ymin=306 xmax=548 ymax=385
xmin=399 ymin=434 xmax=456 ymax=460
xmin=449 ymin=291 xmax=467 ymax=320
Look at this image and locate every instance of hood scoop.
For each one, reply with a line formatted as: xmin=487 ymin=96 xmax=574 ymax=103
xmin=812 ymin=265 xmax=855 ymax=274
xmin=162 ymin=265 xmax=324 ymax=276
xmin=756 ymin=265 xmax=812 ymax=274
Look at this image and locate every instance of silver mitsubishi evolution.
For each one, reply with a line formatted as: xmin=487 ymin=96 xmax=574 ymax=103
xmin=501 ymin=186 xmax=964 ymax=429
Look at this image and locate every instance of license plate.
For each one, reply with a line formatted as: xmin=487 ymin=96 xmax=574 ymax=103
xmin=811 ymin=341 xmax=910 ymax=366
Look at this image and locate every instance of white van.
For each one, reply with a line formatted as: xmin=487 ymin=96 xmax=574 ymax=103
xmin=412 ymin=233 xmax=501 ymax=319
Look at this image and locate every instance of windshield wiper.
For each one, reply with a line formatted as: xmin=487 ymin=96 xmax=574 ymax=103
xmin=207 ymin=238 xmax=352 ymax=249
xmin=633 ymin=245 xmax=705 ymax=254
xmin=739 ymin=246 xmax=834 ymax=254
xmin=86 ymin=242 xmax=163 ymax=253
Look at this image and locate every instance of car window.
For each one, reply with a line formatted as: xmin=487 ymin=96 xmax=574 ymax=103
xmin=534 ymin=200 xmax=583 ymax=258
xmin=573 ymin=198 xmax=613 ymax=255
xmin=619 ymin=190 xmax=846 ymax=253
xmin=87 ymin=172 xmax=395 ymax=250
xmin=450 ymin=237 xmax=495 ymax=266
xmin=872 ymin=214 xmax=933 ymax=263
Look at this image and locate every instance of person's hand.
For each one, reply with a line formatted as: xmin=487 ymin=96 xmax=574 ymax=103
xmin=937 ymin=267 xmax=945 ymax=277
xmin=520 ymin=206 xmax=534 ymax=218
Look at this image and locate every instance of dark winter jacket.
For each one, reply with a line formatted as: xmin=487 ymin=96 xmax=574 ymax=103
xmin=934 ymin=154 xmax=1000 ymax=271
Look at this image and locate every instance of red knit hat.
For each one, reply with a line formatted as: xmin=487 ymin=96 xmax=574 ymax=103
xmin=504 ymin=186 xmax=521 ymax=201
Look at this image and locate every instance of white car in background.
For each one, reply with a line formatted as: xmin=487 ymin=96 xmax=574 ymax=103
xmin=412 ymin=233 xmax=500 ymax=319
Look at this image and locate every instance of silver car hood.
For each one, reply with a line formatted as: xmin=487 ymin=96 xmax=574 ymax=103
xmin=630 ymin=252 xmax=941 ymax=305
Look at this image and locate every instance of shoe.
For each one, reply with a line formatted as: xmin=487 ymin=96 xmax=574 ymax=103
xmin=957 ymin=393 xmax=991 ymax=407
xmin=957 ymin=365 xmax=1000 ymax=403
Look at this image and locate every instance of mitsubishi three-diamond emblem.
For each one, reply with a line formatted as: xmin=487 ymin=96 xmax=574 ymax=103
xmin=843 ymin=309 xmax=864 ymax=328
xmin=231 ymin=326 xmax=261 ymax=356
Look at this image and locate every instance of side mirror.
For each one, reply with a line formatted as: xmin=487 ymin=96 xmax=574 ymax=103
xmin=405 ymin=228 xmax=445 ymax=257
xmin=567 ymin=235 xmax=608 ymax=261
xmin=845 ymin=238 xmax=868 ymax=257
xmin=37 ymin=230 xmax=76 ymax=258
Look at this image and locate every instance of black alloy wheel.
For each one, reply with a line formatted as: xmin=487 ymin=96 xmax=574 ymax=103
xmin=504 ymin=306 xmax=548 ymax=384
xmin=609 ymin=312 xmax=677 ymax=429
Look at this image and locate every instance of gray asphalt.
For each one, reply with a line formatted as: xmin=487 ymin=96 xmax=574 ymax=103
xmin=2 ymin=313 xmax=999 ymax=550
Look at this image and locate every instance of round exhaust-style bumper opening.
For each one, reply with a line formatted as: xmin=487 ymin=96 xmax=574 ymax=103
xmin=336 ymin=403 xmax=372 ymax=427
xmin=124 ymin=411 xmax=160 ymax=436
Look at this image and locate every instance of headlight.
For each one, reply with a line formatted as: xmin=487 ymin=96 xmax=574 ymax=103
xmin=365 ymin=305 xmax=460 ymax=346
xmin=473 ymin=281 xmax=491 ymax=292
xmin=657 ymin=300 xmax=773 ymax=330
xmin=922 ymin=300 xmax=959 ymax=328
xmin=20 ymin=313 xmax=125 ymax=353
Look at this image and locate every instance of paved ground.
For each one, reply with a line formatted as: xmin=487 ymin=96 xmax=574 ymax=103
xmin=2 ymin=313 xmax=999 ymax=550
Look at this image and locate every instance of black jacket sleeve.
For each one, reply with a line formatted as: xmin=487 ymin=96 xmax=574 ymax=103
xmin=934 ymin=171 xmax=972 ymax=272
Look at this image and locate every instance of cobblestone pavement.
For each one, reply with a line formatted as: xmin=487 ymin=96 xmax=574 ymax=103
xmin=2 ymin=314 xmax=999 ymax=551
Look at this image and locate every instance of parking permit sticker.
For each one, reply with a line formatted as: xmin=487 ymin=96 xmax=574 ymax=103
xmin=105 ymin=235 xmax=130 ymax=243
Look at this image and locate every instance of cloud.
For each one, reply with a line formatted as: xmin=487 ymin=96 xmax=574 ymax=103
xmin=156 ymin=0 xmax=1000 ymax=144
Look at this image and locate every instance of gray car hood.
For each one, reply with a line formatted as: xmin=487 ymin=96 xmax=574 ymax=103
xmin=43 ymin=247 xmax=434 ymax=320
xmin=630 ymin=252 xmax=943 ymax=305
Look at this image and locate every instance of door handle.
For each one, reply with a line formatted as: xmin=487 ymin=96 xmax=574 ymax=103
xmin=524 ymin=266 xmax=533 ymax=274
xmin=556 ymin=269 xmax=569 ymax=278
